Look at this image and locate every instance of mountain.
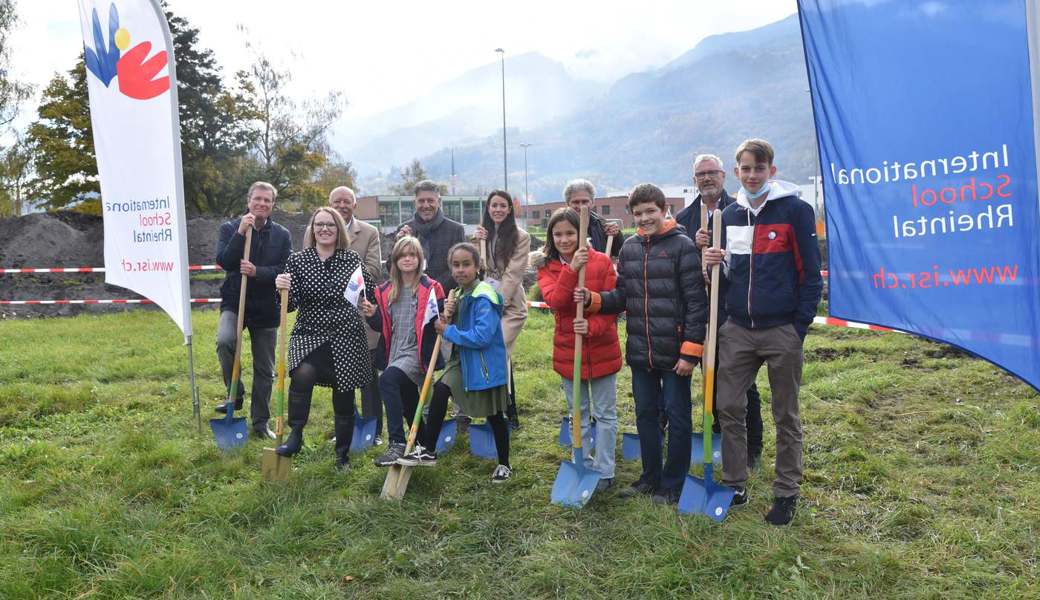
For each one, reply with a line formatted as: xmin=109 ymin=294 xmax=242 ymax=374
xmin=406 ymin=14 xmax=816 ymax=203
xmin=334 ymin=52 xmax=606 ymax=175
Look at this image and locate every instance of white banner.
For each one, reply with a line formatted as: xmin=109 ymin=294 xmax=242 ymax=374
xmin=77 ymin=0 xmax=191 ymax=336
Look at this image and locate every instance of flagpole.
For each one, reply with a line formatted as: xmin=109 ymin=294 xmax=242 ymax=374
xmin=1026 ymin=0 xmax=1040 ymax=218
xmin=147 ymin=0 xmax=198 ymax=431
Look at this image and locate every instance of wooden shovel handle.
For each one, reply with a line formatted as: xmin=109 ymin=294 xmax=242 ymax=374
xmin=228 ymin=227 xmax=252 ymax=396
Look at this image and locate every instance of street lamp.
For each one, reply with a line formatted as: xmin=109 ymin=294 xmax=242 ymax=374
xmin=495 ymin=48 xmax=507 ymax=191
xmin=519 ymin=142 xmax=532 ymax=212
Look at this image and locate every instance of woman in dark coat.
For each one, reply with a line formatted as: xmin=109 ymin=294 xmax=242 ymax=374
xmin=274 ymin=207 xmax=374 ymax=470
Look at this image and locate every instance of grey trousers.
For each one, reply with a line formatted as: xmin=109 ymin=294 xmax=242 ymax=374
xmin=216 ymin=310 xmax=277 ymax=429
xmin=716 ymin=320 xmax=804 ymax=497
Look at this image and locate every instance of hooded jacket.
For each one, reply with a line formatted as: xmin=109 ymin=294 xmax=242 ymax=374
xmin=534 ymin=248 xmax=622 ymax=381
xmin=442 ymin=280 xmax=509 ymax=391
xmin=589 ymin=219 xmax=706 ymax=370
xmin=718 ymin=180 xmax=823 ymax=338
xmin=367 ymin=275 xmax=446 ymax=374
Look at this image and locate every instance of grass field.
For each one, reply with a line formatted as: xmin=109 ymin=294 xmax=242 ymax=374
xmin=1 ymin=309 xmax=1039 ymax=598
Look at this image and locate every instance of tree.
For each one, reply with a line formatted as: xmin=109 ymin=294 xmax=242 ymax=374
xmin=226 ymin=38 xmax=345 ymax=214
xmin=301 ymin=156 xmax=358 ymax=210
xmin=0 ymin=0 xmax=32 ymax=129
xmin=0 ymin=132 xmax=33 ymax=216
xmin=25 ymin=60 xmax=98 ymax=211
xmin=390 ymin=158 xmax=447 ymax=195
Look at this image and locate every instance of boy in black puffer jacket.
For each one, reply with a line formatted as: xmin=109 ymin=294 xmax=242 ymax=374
xmin=579 ymin=183 xmax=708 ymax=505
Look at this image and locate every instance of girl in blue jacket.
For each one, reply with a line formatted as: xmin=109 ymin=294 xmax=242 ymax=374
xmin=398 ymin=242 xmax=513 ymax=482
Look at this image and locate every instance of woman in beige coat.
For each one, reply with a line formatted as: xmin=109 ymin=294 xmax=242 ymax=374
xmin=473 ymin=189 xmax=530 ymax=428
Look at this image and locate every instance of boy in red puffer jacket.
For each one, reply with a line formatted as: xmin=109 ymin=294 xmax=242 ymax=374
xmin=533 ymin=207 xmax=622 ymax=491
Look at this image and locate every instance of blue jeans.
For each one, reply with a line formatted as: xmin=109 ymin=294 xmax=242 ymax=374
xmin=631 ymin=368 xmax=692 ymax=493
xmin=379 ymin=366 xmax=418 ymax=445
xmin=562 ymin=373 xmax=618 ymax=479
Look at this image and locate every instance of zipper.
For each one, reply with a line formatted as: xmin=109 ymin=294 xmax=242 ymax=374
xmin=479 ymin=350 xmax=491 ymax=382
xmin=747 ymin=209 xmax=755 ymax=328
xmin=643 ymin=236 xmax=654 ymax=369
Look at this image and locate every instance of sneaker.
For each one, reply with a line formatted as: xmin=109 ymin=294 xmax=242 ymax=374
xmin=396 ymin=444 xmax=437 ymax=467
xmin=765 ymin=495 xmax=797 ymax=526
xmin=618 ymin=479 xmax=655 ymax=499
xmin=731 ymin=486 xmax=749 ymax=507
xmin=491 ymin=464 xmax=512 ymax=483
xmin=595 ymin=478 xmax=614 ymax=493
xmin=651 ymin=488 xmax=680 ymax=506
xmin=373 ymin=443 xmax=406 ymax=467
xmin=335 ymin=454 xmax=350 ymax=472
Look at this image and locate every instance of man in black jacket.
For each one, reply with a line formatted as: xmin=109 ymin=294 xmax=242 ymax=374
xmin=582 ymin=183 xmax=707 ymax=505
xmin=214 ymin=181 xmax=293 ymax=439
xmin=564 ymin=178 xmax=624 ymax=258
xmin=396 ymin=180 xmax=465 ymax=293
xmin=675 ymin=153 xmax=765 ymax=469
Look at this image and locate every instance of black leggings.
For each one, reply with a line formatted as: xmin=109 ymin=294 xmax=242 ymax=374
xmin=423 ymin=382 xmax=510 ymax=466
xmin=289 ymin=344 xmax=356 ymax=419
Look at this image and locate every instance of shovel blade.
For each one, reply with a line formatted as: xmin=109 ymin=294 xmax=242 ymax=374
xmin=469 ymin=421 xmax=514 ymax=460
xmin=557 ymin=416 xmax=572 ymax=447
xmin=678 ymin=474 xmax=736 ymax=522
xmin=621 ymin=432 xmax=642 ymax=460
xmin=350 ymin=416 xmax=378 ymax=453
xmin=435 ymin=418 xmax=457 ymax=453
xmin=550 ymin=460 xmax=600 ymax=508
xmin=210 ymin=415 xmax=248 ymax=450
xmin=691 ymin=432 xmax=722 ymax=464
xmin=558 ymin=416 xmax=596 ymax=449
xmin=261 ymin=447 xmax=290 ymax=481
xmin=380 ymin=463 xmax=414 ymax=500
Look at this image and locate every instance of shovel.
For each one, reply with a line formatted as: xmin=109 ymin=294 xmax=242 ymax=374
xmin=679 ymin=209 xmax=735 ymax=521
xmin=211 ymin=227 xmax=252 ymax=450
xmin=261 ymin=288 xmax=291 ymax=480
xmin=382 ymin=290 xmax=457 ymax=500
xmin=350 ymin=409 xmax=379 ymax=453
xmin=551 ymin=206 xmax=601 ymax=508
xmin=558 ymin=222 xmax=610 ymax=450
xmin=469 ymin=420 xmax=513 ymax=460
xmin=435 ymin=418 xmax=457 ymax=453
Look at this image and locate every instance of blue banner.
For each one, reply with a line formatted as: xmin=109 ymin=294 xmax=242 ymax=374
xmin=799 ymin=0 xmax=1040 ymax=390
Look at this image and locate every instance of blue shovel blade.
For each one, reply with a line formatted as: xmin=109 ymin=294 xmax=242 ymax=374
xmin=469 ymin=421 xmax=513 ymax=460
xmin=210 ymin=413 xmax=248 ymax=450
xmin=678 ymin=467 xmax=736 ymax=522
xmin=558 ymin=416 xmax=572 ymax=447
xmin=350 ymin=416 xmax=378 ymax=453
xmin=436 ymin=418 xmax=457 ymax=453
xmin=621 ymin=432 xmax=641 ymax=460
xmin=691 ymin=432 xmax=722 ymax=465
xmin=550 ymin=459 xmax=600 ymax=508
xmin=558 ymin=417 xmax=596 ymax=449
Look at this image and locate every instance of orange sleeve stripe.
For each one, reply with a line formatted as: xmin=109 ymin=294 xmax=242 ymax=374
xmin=587 ymin=292 xmax=603 ymax=314
xmin=681 ymin=342 xmax=703 ymax=357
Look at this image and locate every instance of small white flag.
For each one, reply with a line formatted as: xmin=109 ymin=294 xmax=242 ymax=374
xmin=344 ymin=264 xmax=365 ymax=307
xmin=423 ymin=292 xmax=440 ymax=325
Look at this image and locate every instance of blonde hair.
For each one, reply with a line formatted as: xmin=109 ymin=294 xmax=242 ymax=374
xmin=388 ymin=236 xmax=426 ymax=305
xmin=303 ymin=207 xmax=349 ymax=250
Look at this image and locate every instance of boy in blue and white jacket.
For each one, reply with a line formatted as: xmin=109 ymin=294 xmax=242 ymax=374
xmin=703 ymin=138 xmax=823 ymax=526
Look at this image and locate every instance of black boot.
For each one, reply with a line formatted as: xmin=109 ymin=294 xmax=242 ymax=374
xmin=276 ymin=391 xmax=311 ymax=457
xmin=333 ymin=414 xmax=354 ymax=470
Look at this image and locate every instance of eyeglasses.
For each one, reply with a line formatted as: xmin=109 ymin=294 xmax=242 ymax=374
xmin=313 ymin=222 xmax=338 ymax=230
xmin=695 ymin=170 xmax=724 ymax=179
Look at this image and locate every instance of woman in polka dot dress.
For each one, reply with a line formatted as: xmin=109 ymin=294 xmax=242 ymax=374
xmin=274 ymin=207 xmax=375 ymax=470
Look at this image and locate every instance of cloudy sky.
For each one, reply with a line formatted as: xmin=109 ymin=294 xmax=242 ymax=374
xmin=13 ymin=1 xmax=797 ymax=122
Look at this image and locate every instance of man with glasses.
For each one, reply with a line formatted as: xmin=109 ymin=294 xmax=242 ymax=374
xmin=330 ymin=186 xmax=386 ymax=445
xmin=675 ymin=154 xmax=765 ymax=472
xmin=214 ymin=181 xmax=293 ymax=439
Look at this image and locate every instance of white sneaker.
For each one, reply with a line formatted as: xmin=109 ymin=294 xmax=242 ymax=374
xmin=491 ymin=464 xmax=512 ymax=483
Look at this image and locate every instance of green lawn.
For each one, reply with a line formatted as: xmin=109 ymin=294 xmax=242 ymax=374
xmin=1 ymin=309 xmax=1038 ymax=598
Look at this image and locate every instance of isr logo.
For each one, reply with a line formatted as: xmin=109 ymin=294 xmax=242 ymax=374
xmin=83 ymin=3 xmax=170 ymax=100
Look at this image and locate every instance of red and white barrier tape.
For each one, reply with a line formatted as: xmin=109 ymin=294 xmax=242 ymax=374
xmin=1 ymin=264 xmax=222 ymax=274
xmin=0 ymin=298 xmax=221 ymax=305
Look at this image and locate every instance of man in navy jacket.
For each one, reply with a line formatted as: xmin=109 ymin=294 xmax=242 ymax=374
xmin=703 ymin=140 xmax=823 ymax=526
xmin=214 ymin=181 xmax=293 ymax=439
